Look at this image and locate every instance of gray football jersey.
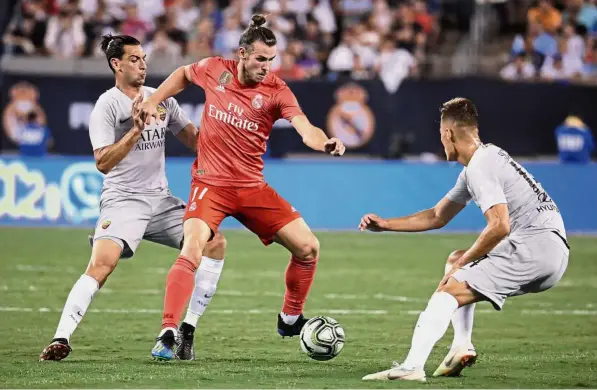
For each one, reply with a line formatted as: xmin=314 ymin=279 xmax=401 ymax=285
xmin=446 ymin=144 xmax=566 ymax=236
xmin=89 ymin=86 xmax=191 ymax=194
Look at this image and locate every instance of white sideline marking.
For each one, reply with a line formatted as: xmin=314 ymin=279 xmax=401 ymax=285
xmin=6 ymin=285 xmax=595 ymax=310
xmin=522 ymin=309 xmax=597 ymax=316
xmin=0 ymin=306 xmax=596 ymax=316
xmin=0 ymin=307 xmax=388 ymax=315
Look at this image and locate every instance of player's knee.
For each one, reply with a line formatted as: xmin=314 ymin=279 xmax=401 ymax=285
xmin=293 ymin=236 xmax=320 ymax=262
xmin=181 ymin=233 xmax=206 ymax=265
xmin=204 ymin=232 xmax=227 ymax=260
xmin=447 ymin=249 xmax=466 ymax=266
xmin=86 ymin=253 xmax=119 ymax=287
xmin=437 ymin=279 xmax=474 ymax=307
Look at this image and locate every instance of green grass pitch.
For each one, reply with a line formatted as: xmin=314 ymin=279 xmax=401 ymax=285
xmin=0 ymin=227 xmax=596 ymax=388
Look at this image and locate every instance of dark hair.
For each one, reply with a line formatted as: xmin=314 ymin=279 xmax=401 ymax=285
xmin=100 ymin=34 xmax=141 ymax=73
xmin=239 ymin=14 xmax=277 ymax=52
xmin=440 ymin=98 xmax=478 ymax=128
xmin=26 ymin=111 xmax=38 ymax=122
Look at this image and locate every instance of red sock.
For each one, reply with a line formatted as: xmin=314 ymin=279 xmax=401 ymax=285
xmin=161 ymin=256 xmax=197 ymax=329
xmin=282 ymin=255 xmax=318 ymax=315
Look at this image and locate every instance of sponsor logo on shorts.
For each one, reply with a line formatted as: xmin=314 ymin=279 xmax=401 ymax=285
xmin=101 ymin=220 xmax=111 ymax=229
xmin=291 ymin=206 xmax=297 ymax=213
xmin=189 ymin=202 xmax=197 ymax=212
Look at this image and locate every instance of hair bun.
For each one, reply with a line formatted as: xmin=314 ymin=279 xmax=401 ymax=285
xmin=250 ymin=14 xmax=267 ymax=27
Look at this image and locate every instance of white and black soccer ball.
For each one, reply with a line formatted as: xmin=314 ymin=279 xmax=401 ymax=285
xmin=299 ymin=316 xmax=345 ymax=361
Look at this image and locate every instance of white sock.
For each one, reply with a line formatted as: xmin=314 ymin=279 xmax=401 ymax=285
xmin=183 ymin=256 xmax=224 ymax=327
xmin=280 ymin=313 xmax=299 ymax=325
xmin=53 ymin=274 xmax=99 ymax=342
xmin=452 ymin=303 xmax=475 ymax=347
xmin=444 ymin=263 xmax=475 ymax=348
xmin=402 ymin=292 xmax=459 ymax=369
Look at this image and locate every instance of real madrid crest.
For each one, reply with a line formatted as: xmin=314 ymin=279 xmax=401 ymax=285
xmin=101 ymin=220 xmax=111 ymax=229
xmin=252 ymin=94 xmax=263 ymax=110
xmin=326 ymin=83 xmax=375 ymax=149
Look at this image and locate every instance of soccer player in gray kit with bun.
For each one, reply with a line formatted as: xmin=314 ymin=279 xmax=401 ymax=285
xmin=40 ymin=34 xmax=227 ymax=362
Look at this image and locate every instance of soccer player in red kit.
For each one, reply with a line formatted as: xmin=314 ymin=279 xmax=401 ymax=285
xmin=139 ymin=14 xmax=346 ymax=360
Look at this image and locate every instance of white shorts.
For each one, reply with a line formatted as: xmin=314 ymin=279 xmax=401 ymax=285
xmin=452 ymin=230 xmax=569 ymax=310
xmin=92 ymin=188 xmax=186 ymax=258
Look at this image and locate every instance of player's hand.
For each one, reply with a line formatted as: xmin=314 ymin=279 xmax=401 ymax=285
xmin=437 ymin=266 xmax=459 ymax=290
xmin=359 ymin=213 xmax=389 ymax=232
xmin=138 ymin=98 xmax=159 ymax=125
xmin=324 ymin=137 xmax=345 ymax=156
xmin=131 ymin=94 xmax=145 ymax=133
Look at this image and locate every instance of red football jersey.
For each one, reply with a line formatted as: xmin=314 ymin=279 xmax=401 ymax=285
xmin=189 ymin=57 xmax=303 ymax=187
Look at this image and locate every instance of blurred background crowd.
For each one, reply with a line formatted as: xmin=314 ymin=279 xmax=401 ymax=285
xmin=4 ymin=0 xmax=597 ymax=86
xmin=0 ymin=0 xmax=595 ymax=163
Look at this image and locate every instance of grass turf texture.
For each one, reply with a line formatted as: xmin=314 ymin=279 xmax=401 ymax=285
xmin=0 ymin=228 xmax=596 ymax=388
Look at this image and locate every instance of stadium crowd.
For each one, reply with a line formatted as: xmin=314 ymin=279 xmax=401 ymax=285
xmin=501 ymin=0 xmax=597 ymax=83
xmin=2 ymin=0 xmax=454 ymax=89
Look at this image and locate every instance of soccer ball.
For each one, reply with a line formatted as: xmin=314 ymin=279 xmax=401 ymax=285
xmin=299 ymin=316 xmax=345 ymax=361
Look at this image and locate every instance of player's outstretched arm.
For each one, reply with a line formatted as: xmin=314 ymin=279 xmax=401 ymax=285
xmin=175 ymin=123 xmax=198 ymax=152
xmin=452 ymin=203 xmax=509 ymax=267
xmin=359 ymin=197 xmax=466 ymax=232
xmin=94 ymin=95 xmax=144 ymax=174
xmin=139 ymin=64 xmax=195 ymax=124
xmin=291 ymin=115 xmax=345 ymax=156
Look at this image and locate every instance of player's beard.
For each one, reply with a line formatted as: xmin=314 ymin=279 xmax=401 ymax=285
xmin=243 ymin=66 xmax=265 ymax=84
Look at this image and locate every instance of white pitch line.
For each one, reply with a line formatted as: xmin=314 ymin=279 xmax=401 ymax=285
xmin=1 ymin=306 xmax=596 ymax=316
xmin=522 ymin=309 xmax=597 ymax=316
xmin=0 ymin=307 xmax=388 ymax=315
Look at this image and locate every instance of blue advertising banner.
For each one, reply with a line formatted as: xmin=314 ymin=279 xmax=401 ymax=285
xmin=1 ymin=156 xmax=595 ymax=233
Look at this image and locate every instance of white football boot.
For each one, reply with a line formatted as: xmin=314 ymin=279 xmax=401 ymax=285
xmin=362 ymin=362 xmax=427 ymax=382
xmin=433 ymin=344 xmax=477 ymax=377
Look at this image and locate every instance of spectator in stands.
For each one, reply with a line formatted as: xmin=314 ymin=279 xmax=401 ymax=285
xmin=375 ymin=36 xmax=418 ymax=92
xmin=527 ymin=0 xmax=562 ymax=34
xmin=3 ymin=10 xmax=46 ymax=55
xmin=155 ymin=10 xmax=187 ymax=53
xmin=555 ymin=115 xmax=595 ymax=163
xmin=327 ymin=29 xmax=357 ymax=77
xmin=540 ymin=53 xmax=580 ymax=81
xmin=562 ymin=0 xmax=597 ymax=32
xmin=144 ymin=30 xmax=182 ymax=61
xmin=582 ymin=37 xmax=597 ymax=79
xmin=500 ymin=51 xmax=536 ymax=80
xmin=172 ymin=0 xmax=200 ymax=34
xmin=512 ymin=21 xmax=558 ymax=70
xmin=339 ymin=0 xmax=373 ymax=26
xmin=558 ymin=29 xmax=585 ymax=78
xmin=44 ymin=1 xmax=86 ymax=58
xmin=213 ymin=14 xmax=243 ymax=59
xmin=307 ymin=0 xmax=337 ymax=35
xmin=2 ymin=81 xmax=47 ymax=147
xmin=369 ymin=0 xmax=392 ymax=36
xmin=299 ymin=18 xmax=333 ymax=67
xmin=273 ymin=52 xmax=308 ymax=80
xmin=120 ymin=3 xmax=150 ymax=43
xmin=16 ymin=111 xmax=53 ymax=157
xmin=186 ymin=17 xmax=214 ymax=60
xmin=286 ymin=39 xmax=321 ymax=78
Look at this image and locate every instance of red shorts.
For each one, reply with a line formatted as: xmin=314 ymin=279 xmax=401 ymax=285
xmin=183 ymin=180 xmax=301 ymax=245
